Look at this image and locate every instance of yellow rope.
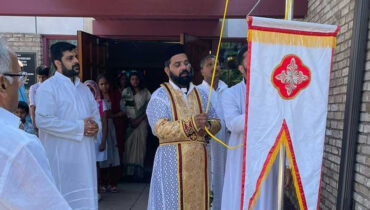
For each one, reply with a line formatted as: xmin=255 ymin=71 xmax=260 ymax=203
xmin=205 ymin=127 xmax=243 ymax=150
xmin=203 ymin=0 xmax=242 ymax=150
xmin=204 ymin=0 xmax=292 ymax=150
xmin=205 ymin=0 xmax=228 ymax=113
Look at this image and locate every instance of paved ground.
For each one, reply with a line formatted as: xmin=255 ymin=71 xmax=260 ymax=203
xmin=99 ymin=183 xmax=149 ymax=210
xmin=98 ymin=182 xmax=297 ymax=210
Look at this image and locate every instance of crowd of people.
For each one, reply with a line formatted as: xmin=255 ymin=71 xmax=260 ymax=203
xmin=0 ymin=37 xmax=291 ymax=210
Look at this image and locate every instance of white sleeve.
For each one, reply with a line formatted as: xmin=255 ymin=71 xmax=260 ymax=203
xmin=146 ymin=89 xmax=172 ymax=134
xmin=222 ymin=89 xmax=245 ymax=134
xmin=29 ymin=85 xmax=36 ymax=106
xmin=35 ymin=88 xmax=84 ymax=142
xmin=0 ymin=140 xmax=71 ymax=210
xmin=89 ymin=91 xmax=102 ymax=132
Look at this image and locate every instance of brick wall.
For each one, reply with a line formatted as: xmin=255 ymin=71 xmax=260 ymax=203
xmin=0 ymin=33 xmax=43 ymax=70
xmin=353 ymin=15 xmax=370 ymax=210
xmin=302 ymin=0 xmax=355 ymax=209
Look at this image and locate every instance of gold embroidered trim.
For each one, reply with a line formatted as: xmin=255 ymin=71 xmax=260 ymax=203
xmin=181 ymin=118 xmax=197 ymax=141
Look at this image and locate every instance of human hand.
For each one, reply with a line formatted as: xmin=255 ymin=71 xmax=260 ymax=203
xmin=84 ymin=117 xmax=99 ymax=137
xmin=194 ymin=113 xmax=208 ymax=131
xmin=99 ymin=142 xmax=106 ymax=151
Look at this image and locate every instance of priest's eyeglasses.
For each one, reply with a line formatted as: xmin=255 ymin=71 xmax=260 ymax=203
xmin=3 ymin=72 xmax=28 ymax=84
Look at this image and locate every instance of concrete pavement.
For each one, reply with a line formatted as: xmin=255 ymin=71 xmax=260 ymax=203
xmin=99 ymin=183 xmax=149 ymax=210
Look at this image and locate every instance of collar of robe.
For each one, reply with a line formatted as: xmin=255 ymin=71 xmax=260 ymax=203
xmin=180 ymin=88 xmax=188 ymax=94
xmin=0 ymin=107 xmax=21 ymax=129
xmin=169 ymin=79 xmax=195 ymax=95
xmin=201 ymin=80 xmax=228 ymax=92
xmin=55 ymin=71 xmax=81 ymax=87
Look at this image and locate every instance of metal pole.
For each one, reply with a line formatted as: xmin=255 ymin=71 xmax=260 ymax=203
xmin=337 ymin=0 xmax=370 ymax=209
xmin=277 ymin=1 xmax=294 ymax=210
xmin=277 ymin=148 xmax=286 ymax=210
xmin=285 ymin=0 xmax=294 ymax=20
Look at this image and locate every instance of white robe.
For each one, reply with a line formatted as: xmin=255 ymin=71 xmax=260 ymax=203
xmin=221 ymin=80 xmax=278 ymax=210
xmin=197 ymin=80 xmax=228 ymax=210
xmin=36 ymin=72 xmax=100 ymax=210
xmin=0 ymin=107 xmax=71 ymax=210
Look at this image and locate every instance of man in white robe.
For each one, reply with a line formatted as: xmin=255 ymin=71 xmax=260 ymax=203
xmin=221 ymin=47 xmax=248 ymax=210
xmin=221 ymin=47 xmax=291 ymax=210
xmin=36 ymin=42 xmax=100 ymax=209
xmin=0 ymin=38 xmax=71 ymax=210
xmin=29 ymin=65 xmax=50 ymax=132
xmin=197 ymin=55 xmax=228 ymax=210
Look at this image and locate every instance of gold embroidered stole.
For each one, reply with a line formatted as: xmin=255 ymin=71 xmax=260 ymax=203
xmin=160 ymin=83 xmax=209 ymax=210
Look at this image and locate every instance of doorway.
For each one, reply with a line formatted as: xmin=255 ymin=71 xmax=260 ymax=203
xmin=78 ymin=31 xmax=215 ymax=184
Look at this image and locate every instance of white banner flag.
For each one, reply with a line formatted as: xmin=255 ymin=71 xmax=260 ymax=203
xmin=241 ymin=17 xmax=339 ymax=210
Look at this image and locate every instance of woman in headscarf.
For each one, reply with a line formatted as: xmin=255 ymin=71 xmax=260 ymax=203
xmin=84 ymin=80 xmax=107 ymax=162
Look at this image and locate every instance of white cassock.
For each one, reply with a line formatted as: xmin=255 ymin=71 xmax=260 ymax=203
xmin=221 ymin=80 xmax=278 ymax=210
xmin=36 ymin=72 xmax=100 ymax=210
xmin=197 ymin=80 xmax=228 ymax=210
xmin=0 ymin=107 xmax=71 ymax=210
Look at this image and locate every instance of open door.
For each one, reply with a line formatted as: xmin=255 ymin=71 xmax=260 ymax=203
xmin=180 ymin=33 xmax=213 ymax=85
xmin=77 ymin=31 xmax=109 ymax=82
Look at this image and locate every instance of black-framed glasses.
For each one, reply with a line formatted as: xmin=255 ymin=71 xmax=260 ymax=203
xmin=3 ymin=72 xmax=28 ymax=84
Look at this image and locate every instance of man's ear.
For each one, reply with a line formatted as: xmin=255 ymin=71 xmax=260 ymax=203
xmin=0 ymin=75 xmax=8 ymax=94
xmin=164 ymin=66 xmax=170 ymax=77
xmin=54 ymin=60 xmax=62 ymax=71
xmin=237 ymin=64 xmax=245 ymax=76
xmin=200 ymin=67 xmax=204 ymax=76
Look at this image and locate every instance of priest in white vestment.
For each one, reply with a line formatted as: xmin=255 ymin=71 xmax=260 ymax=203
xmin=36 ymin=42 xmax=100 ymax=210
xmin=147 ymin=45 xmax=221 ymax=210
xmin=197 ymin=55 xmax=228 ymax=210
xmin=0 ymin=39 xmax=71 ymax=210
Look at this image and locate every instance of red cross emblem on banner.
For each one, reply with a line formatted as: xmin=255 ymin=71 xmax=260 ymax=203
xmin=272 ymin=55 xmax=311 ymax=99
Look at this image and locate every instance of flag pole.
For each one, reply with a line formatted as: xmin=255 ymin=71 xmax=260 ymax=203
xmin=277 ymin=147 xmax=286 ymax=210
xmin=277 ymin=1 xmax=293 ymax=210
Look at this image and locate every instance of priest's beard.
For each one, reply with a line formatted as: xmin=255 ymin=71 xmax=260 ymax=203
xmin=61 ymin=62 xmax=80 ymax=78
xmin=170 ymin=68 xmax=193 ymax=88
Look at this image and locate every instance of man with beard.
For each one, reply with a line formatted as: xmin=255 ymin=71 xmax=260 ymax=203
xmin=35 ymin=42 xmax=100 ymax=209
xmin=146 ymin=45 xmax=221 ymax=210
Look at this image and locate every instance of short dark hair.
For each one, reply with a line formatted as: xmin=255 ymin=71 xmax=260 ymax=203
xmin=36 ymin=65 xmax=50 ymax=76
xmin=50 ymin=42 xmax=76 ymax=68
xmin=200 ymin=55 xmax=216 ymax=69
xmin=18 ymin=101 xmax=29 ymax=114
xmin=237 ymin=45 xmax=248 ymax=66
